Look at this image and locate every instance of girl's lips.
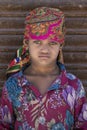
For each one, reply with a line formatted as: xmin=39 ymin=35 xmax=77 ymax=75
xmin=38 ymin=55 xmax=50 ymax=59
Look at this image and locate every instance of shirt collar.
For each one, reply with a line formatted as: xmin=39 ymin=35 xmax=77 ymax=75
xmin=18 ymin=63 xmax=68 ymax=97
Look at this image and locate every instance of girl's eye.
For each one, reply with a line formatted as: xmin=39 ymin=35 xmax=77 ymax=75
xmin=33 ymin=40 xmax=41 ymax=44
xmin=49 ymin=42 xmax=58 ymax=45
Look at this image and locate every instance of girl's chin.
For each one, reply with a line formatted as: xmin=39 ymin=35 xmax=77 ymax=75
xmin=37 ymin=61 xmax=53 ymax=67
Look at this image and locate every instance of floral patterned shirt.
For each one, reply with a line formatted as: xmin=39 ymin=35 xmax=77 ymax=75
xmin=0 ymin=64 xmax=87 ymax=130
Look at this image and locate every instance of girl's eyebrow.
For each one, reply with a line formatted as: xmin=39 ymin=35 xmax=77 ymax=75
xmin=33 ymin=40 xmax=41 ymax=42
xmin=49 ymin=40 xmax=58 ymax=43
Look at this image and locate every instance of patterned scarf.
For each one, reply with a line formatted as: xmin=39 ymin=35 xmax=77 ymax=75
xmin=6 ymin=7 xmax=65 ymax=74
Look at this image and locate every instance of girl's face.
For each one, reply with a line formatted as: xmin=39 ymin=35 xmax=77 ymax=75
xmin=28 ymin=38 xmax=61 ymax=67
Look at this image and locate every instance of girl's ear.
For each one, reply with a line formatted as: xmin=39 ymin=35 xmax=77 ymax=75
xmin=57 ymin=43 xmax=64 ymax=64
xmin=59 ymin=43 xmax=63 ymax=50
xmin=23 ymin=39 xmax=29 ymax=49
xmin=58 ymin=49 xmax=64 ymax=64
xmin=23 ymin=39 xmax=29 ymax=45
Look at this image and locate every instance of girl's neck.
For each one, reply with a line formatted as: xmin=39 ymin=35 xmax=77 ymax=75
xmin=27 ymin=63 xmax=59 ymax=76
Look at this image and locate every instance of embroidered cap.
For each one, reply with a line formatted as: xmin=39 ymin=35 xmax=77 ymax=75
xmin=24 ymin=7 xmax=65 ymax=44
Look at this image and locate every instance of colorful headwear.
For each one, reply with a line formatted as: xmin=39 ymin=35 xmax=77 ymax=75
xmin=24 ymin=7 xmax=65 ymax=43
xmin=6 ymin=7 xmax=65 ymax=74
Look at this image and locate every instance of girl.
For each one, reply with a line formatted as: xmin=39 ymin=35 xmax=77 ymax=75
xmin=0 ymin=7 xmax=87 ymax=130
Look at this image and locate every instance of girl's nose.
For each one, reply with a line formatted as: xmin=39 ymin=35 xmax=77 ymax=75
xmin=40 ymin=44 xmax=49 ymax=53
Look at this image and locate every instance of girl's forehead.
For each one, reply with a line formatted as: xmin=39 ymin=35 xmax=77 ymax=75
xmin=29 ymin=38 xmax=58 ymax=43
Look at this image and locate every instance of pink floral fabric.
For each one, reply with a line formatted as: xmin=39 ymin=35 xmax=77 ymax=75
xmin=0 ymin=63 xmax=87 ymax=130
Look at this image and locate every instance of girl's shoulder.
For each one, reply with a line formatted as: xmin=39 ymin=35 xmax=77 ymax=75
xmin=7 ymin=71 xmax=23 ymax=79
xmin=5 ymin=71 xmax=25 ymax=88
xmin=57 ymin=62 xmax=84 ymax=92
xmin=65 ymin=72 xmax=85 ymax=95
xmin=66 ymin=72 xmax=82 ymax=87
